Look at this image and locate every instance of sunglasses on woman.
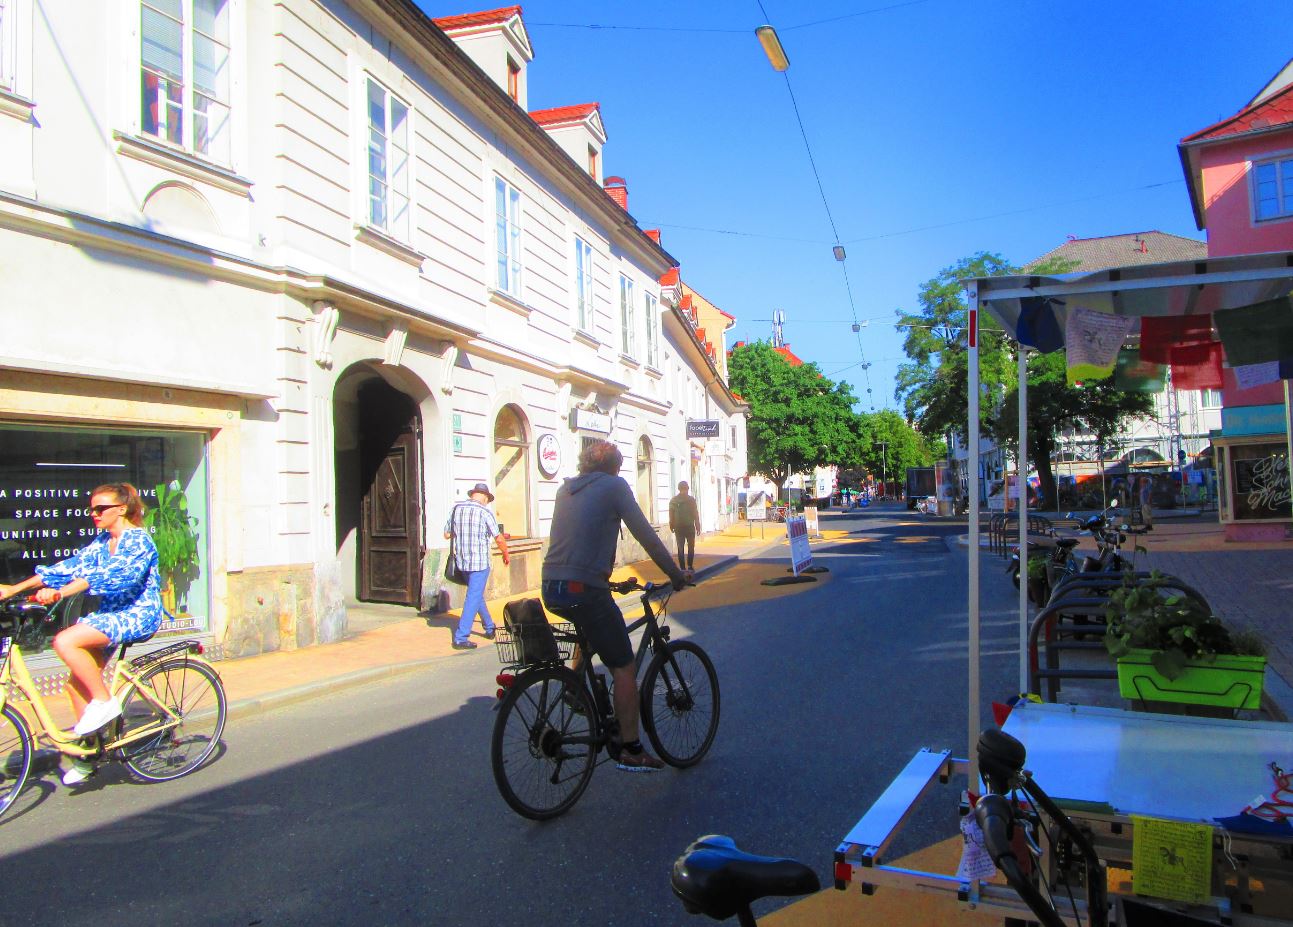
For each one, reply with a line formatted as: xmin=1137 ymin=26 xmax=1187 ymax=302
xmin=90 ymin=504 xmax=124 ymax=515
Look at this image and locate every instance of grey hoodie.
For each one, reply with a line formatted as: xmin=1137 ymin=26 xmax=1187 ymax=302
xmin=542 ymin=471 xmax=686 ymax=588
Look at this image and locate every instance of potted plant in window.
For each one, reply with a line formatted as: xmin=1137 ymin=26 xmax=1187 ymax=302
xmin=145 ymin=482 xmax=201 ymax=617
xmin=1104 ymin=571 xmax=1267 ymax=710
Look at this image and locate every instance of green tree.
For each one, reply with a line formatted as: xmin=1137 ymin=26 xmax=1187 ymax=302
xmin=989 ymin=352 xmax=1154 ymax=507
xmin=853 ymin=409 xmax=939 ymax=487
xmin=894 ymin=252 xmax=1016 ymax=440
xmin=728 ymin=342 xmax=866 ymax=495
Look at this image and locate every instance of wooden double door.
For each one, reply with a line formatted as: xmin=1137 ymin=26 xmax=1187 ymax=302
xmin=358 ymin=381 xmax=423 ymax=606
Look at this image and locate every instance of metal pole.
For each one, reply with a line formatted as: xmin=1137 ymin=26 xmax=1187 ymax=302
xmin=1286 ymin=381 xmax=1293 ymax=524
xmin=964 ymin=283 xmax=981 ymax=789
xmin=1017 ymin=347 xmax=1029 ymax=695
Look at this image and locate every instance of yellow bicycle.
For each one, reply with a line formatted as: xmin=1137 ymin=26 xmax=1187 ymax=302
xmin=0 ymin=596 xmax=226 ymax=817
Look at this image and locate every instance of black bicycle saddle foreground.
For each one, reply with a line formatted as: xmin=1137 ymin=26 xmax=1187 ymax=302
xmin=671 ymin=835 xmax=820 ymax=921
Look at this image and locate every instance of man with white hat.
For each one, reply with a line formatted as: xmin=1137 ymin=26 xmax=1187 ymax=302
xmin=444 ymin=482 xmax=510 ymax=650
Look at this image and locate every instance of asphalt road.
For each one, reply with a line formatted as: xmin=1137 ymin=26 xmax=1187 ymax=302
xmin=0 ymin=503 xmax=1020 ymax=927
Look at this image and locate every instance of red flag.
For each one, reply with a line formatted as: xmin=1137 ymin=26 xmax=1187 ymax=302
xmin=1170 ymin=341 xmax=1224 ymax=389
xmin=1139 ymin=315 xmax=1213 ymax=364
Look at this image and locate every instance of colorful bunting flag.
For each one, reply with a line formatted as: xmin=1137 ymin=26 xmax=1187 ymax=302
xmin=1213 ymin=295 xmax=1293 ymax=367
xmin=1015 ymin=296 xmax=1065 ymax=353
xmin=1114 ymin=347 xmax=1165 ymax=392
xmin=1170 ymin=341 xmax=1224 ymax=390
xmin=1066 ymin=306 xmax=1134 ymax=386
xmin=1139 ymin=315 xmax=1213 ymax=365
xmin=1233 ymin=361 xmax=1282 ymax=391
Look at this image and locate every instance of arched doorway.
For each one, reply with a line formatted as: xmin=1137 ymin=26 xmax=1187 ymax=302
xmin=334 ymin=371 xmax=423 ymax=605
xmin=636 ymin=436 xmax=654 ymax=521
xmin=493 ymin=405 xmax=531 ymax=538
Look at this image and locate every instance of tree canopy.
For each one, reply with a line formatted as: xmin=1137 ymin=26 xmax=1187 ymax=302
xmin=727 ymin=342 xmax=866 ymax=492
xmin=989 ymin=352 xmax=1154 ymax=506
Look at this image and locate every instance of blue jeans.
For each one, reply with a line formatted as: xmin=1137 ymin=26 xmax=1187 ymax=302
xmin=455 ymin=567 xmax=494 ymax=644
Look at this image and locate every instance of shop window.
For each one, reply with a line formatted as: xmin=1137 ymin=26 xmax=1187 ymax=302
xmin=0 ymin=423 xmax=210 ymax=651
xmin=493 ymin=405 xmax=531 ymax=538
xmin=140 ymin=0 xmax=231 ymax=163
xmin=636 ymin=436 xmax=654 ymax=520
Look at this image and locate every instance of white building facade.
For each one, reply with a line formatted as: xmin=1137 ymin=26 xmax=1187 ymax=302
xmin=0 ymin=0 xmax=745 ymax=662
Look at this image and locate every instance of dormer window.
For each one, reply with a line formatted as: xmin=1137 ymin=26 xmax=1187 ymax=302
xmin=507 ymin=56 xmax=520 ymax=102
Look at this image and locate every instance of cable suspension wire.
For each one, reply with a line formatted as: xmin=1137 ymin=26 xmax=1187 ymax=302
xmin=756 ymin=1 xmax=879 ymax=409
xmin=528 ymin=1 xmax=933 ymax=35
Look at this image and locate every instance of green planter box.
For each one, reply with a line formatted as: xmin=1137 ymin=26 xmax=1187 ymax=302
xmin=1116 ymin=649 xmax=1267 ymax=710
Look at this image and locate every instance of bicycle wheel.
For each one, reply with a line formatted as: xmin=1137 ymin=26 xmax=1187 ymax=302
xmin=641 ymin=641 xmax=720 ymax=768
xmin=491 ymin=666 xmax=597 ymax=820
xmin=0 ymin=703 xmax=33 ymax=818
xmin=119 ymin=658 xmax=226 ymax=782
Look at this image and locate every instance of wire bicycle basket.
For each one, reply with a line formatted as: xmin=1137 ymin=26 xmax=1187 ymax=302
xmin=494 ymin=621 xmax=578 ymax=667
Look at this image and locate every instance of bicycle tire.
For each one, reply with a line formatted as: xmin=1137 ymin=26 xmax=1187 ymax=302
xmin=641 ymin=641 xmax=720 ymax=768
xmin=119 ymin=657 xmax=226 ymax=782
xmin=491 ymin=665 xmax=597 ymax=820
xmin=0 ymin=703 xmax=33 ymax=818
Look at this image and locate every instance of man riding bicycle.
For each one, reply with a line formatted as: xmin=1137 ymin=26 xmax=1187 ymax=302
xmin=541 ymin=440 xmax=691 ymax=771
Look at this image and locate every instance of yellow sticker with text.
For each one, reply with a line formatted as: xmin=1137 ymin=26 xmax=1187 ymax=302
xmin=1131 ymin=815 xmax=1213 ymax=904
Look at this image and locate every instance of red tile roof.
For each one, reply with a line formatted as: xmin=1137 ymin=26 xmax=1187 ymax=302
xmin=1181 ymin=82 xmax=1293 ymax=143
xmin=433 ymin=6 xmax=522 ymax=31
xmin=529 ymin=102 xmax=601 ymax=126
xmin=774 ymin=345 xmax=804 ymax=367
xmin=659 ymin=267 xmax=679 ymax=286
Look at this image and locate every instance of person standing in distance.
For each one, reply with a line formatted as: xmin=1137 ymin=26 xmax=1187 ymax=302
xmin=668 ymin=481 xmax=702 ymax=571
xmin=542 ymin=441 xmax=691 ymax=771
xmin=444 ymin=482 xmax=510 ymax=651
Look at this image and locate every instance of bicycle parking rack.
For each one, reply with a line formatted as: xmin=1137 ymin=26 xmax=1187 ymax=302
xmin=987 ymin=512 xmax=1054 ymax=557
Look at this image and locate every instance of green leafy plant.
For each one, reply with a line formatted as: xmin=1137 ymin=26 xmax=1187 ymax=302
xmin=1104 ymin=570 xmax=1265 ymax=680
xmin=145 ymin=483 xmax=201 ymax=610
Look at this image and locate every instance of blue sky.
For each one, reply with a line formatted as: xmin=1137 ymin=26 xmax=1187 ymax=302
xmin=420 ymin=0 xmax=1292 ymax=413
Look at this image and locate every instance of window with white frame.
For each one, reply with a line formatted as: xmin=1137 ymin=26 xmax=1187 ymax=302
xmin=574 ymin=236 xmax=594 ymax=332
xmin=366 ymin=78 xmax=410 ymax=240
xmin=1253 ymin=155 xmax=1293 ymax=221
xmin=0 ymin=0 xmax=14 ymax=92
xmin=643 ymin=291 xmax=659 ymax=367
xmin=620 ymin=275 xmax=636 ymax=357
xmin=140 ymin=0 xmax=231 ymax=162
xmin=495 ymin=176 xmax=523 ymax=297
xmin=1199 ymin=388 xmax=1223 ymax=408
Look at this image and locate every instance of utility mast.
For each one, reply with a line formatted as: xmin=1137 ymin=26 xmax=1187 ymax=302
xmin=772 ymin=309 xmax=786 ymax=347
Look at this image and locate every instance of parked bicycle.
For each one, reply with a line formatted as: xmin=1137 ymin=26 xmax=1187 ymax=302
xmin=0 ymin=595 xmax=226 ymax=817
xmin=489 ymin=577 xmax=720 ymax=820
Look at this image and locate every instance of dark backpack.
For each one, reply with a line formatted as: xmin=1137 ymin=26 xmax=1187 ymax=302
xmin=502 ymin=597 xmax=559 ymax=664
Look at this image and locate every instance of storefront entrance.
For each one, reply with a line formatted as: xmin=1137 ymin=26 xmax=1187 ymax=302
xmin=334 ymin=371 xmax=424 ymax=607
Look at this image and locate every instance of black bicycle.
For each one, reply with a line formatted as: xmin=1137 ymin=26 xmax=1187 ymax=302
xmin=489 ymin=577 xmax=720 ymax=820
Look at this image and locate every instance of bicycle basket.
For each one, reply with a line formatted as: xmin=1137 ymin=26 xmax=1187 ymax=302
xmin=494 ymin=621 xmax=576 ymax=667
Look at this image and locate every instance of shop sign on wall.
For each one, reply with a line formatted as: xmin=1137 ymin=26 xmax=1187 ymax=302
xmin=686 ymin=419 xmax=720 ymax=439
xmin=569 ymin=407 xmax=611 ymax=434
xmin=1230 ymin=443 xmax=1292 ymax=521
xmin=536 ymin=433 xmax=561 ymax=477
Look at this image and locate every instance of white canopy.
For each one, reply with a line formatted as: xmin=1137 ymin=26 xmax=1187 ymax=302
xmin=961 ymin=250 xmax=1293 ymax=782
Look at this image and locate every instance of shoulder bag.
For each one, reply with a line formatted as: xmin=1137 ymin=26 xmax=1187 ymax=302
xmin=444 ymin=504 xmax=468 ymax=585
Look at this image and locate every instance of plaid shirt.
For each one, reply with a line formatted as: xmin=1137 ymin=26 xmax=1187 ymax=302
xmin=445 ymin=500 xmax=499 ymax=573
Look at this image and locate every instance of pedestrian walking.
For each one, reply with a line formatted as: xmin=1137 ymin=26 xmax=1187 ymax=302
xmin=443 ymin=482 xmax=510 ymax=650
xmin=1138 ymin=475 xmax=1154 ymax=531
xmin=668 ymin=481 xmax=701 ymax=571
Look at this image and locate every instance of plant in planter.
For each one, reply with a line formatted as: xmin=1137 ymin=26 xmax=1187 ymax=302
xmin=1104 ymin=570 xmax=1266 ymax=709
xmin=1025 ymin=553 xmax=1049 ymax=606
xmin=145 ymin=482 xmax=201 ymax=615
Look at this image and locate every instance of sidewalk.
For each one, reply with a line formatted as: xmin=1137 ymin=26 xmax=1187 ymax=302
xmin=212 ymin=523 xmax=790 ymax=722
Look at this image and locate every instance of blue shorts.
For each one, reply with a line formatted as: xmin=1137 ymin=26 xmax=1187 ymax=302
xmin=541 ymin=580 xmax=632 ymax=669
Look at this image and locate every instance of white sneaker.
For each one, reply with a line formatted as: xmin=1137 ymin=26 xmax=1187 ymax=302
xmin=73 ymin=697 xmax=122 ymax=736
xmin=62 ymin=758 xmax=95 ymax=786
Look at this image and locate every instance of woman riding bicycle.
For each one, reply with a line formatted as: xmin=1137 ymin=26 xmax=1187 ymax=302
xmin=0 ymin=482 xmax=163 ymax=784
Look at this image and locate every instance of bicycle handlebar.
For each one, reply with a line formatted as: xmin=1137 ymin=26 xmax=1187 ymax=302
xmin=608 ymin=577 xmax=695 ymax=596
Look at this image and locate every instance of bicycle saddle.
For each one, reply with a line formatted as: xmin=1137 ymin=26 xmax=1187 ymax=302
xmin=1054 ymin=537 xmax=1080 ymax=549
xmin=671 ymin=835 xmax=820 ymax=920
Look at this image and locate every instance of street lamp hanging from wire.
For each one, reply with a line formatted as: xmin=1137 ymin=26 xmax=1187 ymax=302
xmin=755 ymin=25 xmax=789 ymax=71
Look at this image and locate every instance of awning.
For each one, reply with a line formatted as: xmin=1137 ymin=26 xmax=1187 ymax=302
xmin=960 ymin=249 xmax=1293 ymax=784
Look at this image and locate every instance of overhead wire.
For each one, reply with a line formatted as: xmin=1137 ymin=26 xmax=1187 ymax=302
xmin=755 ymin=0 xmax=879 ymax=409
